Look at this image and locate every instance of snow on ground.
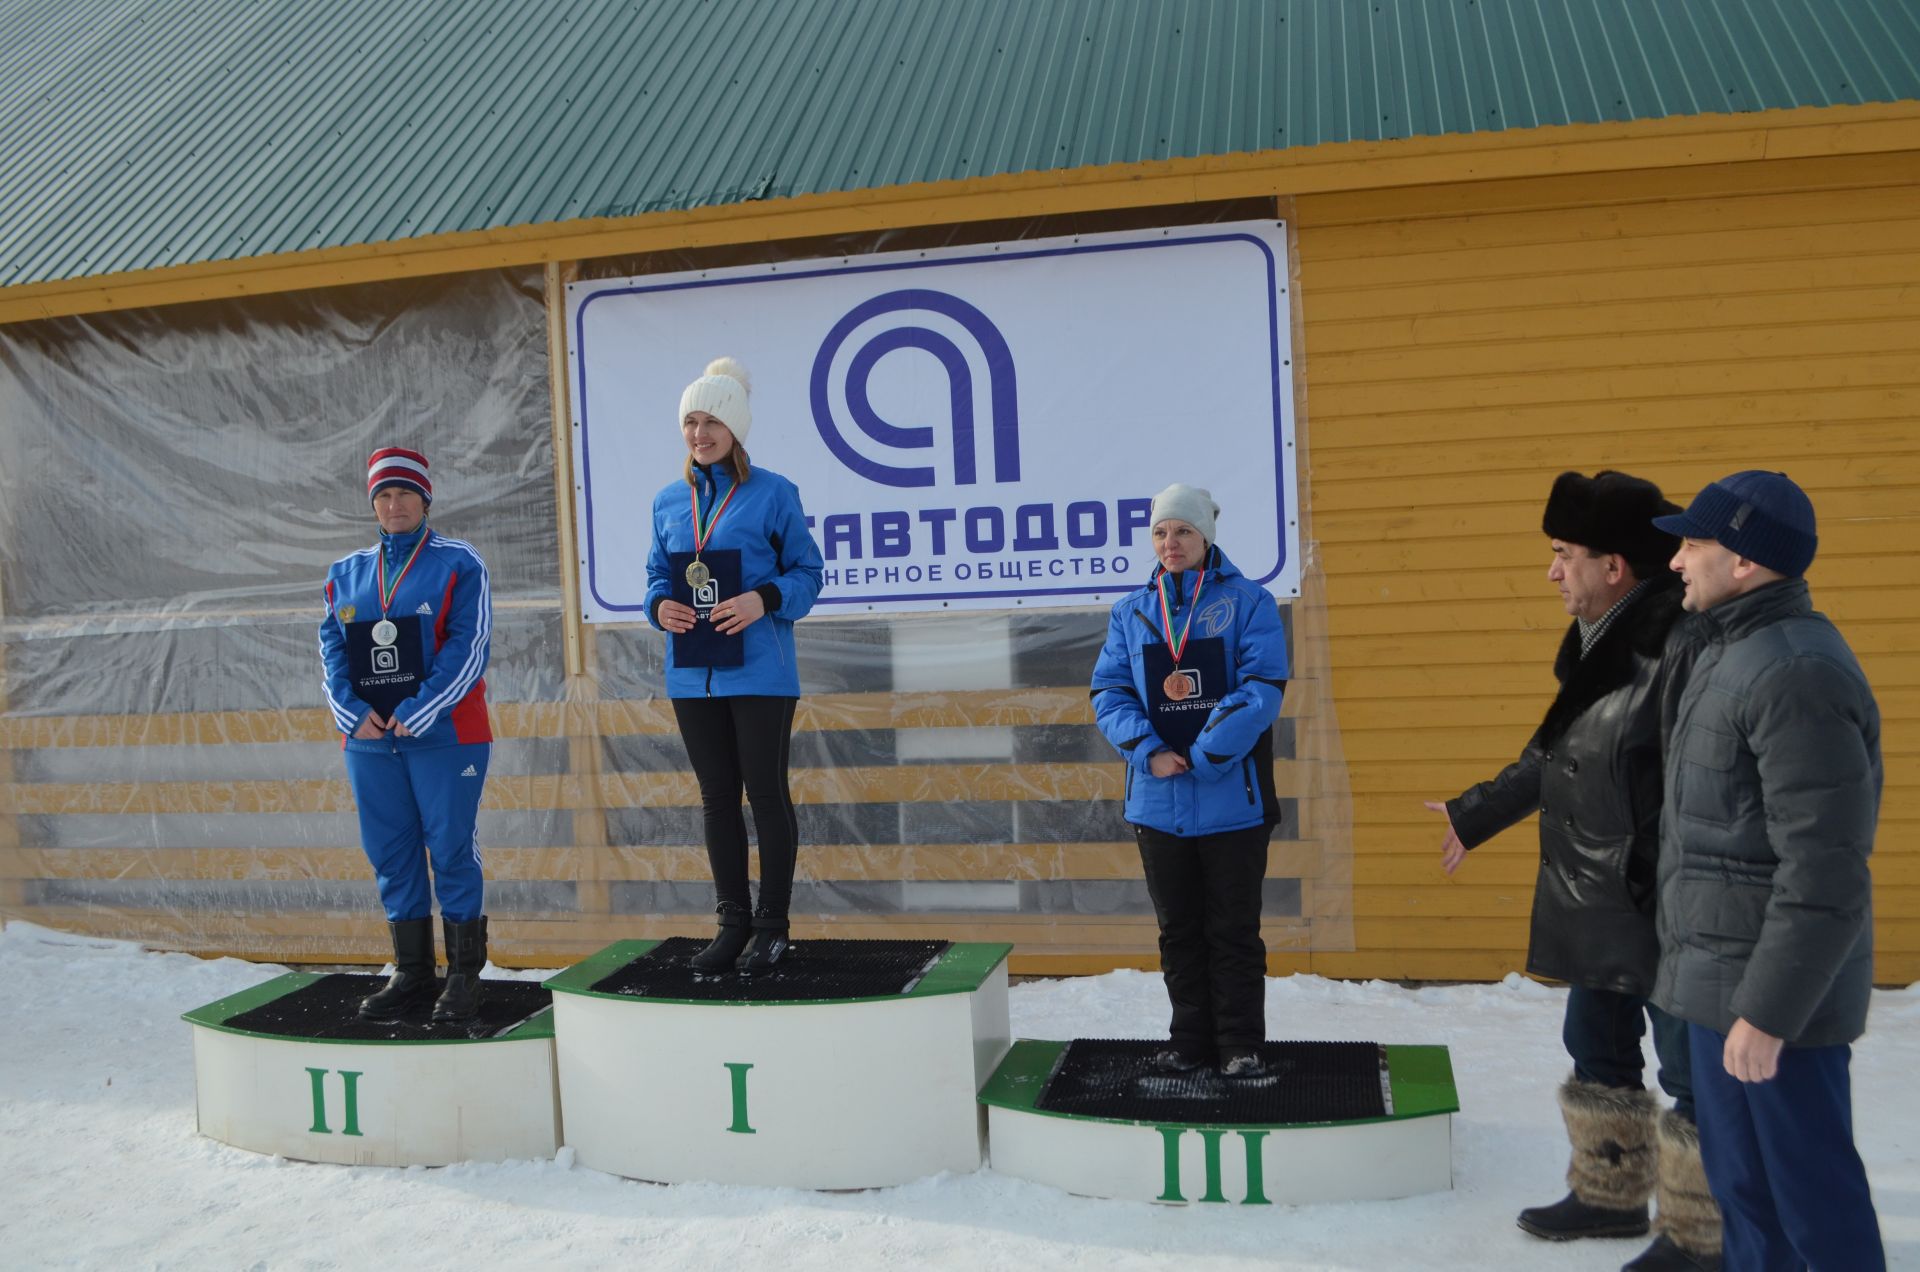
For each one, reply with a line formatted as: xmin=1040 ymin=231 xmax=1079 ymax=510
xmin=1 ymin=920 xmax=1914 ymax=1271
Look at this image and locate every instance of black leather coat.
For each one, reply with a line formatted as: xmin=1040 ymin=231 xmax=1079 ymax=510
xmin=1447 ymin=578 xmax=1692 ymax=995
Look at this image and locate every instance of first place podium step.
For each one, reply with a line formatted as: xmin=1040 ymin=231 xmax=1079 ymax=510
xmin=544 ymin=937 xmax=1012 ymax=1189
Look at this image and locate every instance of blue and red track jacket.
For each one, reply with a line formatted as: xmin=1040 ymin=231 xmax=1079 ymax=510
xmin=320 ymin=524 xmax=492 ymax=750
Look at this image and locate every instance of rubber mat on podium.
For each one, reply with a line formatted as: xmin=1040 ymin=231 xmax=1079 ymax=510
xmin=590 ymin=937 xmax=950 ymax=1001
xmin=1035 ymin=1039 xmax=1390 ymax=1125
xmin=222 ymin=974 xmax=552 ymax=1040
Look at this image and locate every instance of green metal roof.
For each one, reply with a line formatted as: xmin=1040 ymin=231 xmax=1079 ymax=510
xmin=2 ymin=0 xmax=1917 ymax=291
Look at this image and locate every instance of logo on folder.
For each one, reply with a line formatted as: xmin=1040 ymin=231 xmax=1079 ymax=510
xmin=371 ymin=647 xmax=400 ymax=673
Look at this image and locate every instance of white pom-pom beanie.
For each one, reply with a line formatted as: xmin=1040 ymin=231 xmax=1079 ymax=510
xmin=678 ymin=356 xmax=753 ymax=444
xmin=1150 ymin=483 xmax=1219 ymax=543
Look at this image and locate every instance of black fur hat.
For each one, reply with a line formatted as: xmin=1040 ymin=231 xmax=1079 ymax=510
xmin=1541 ymin=470 xmax=1682 ymax=579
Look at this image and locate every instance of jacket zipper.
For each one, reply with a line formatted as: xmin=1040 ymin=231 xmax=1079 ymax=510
xmin=1242 ymin=757 xmax=1254 ymax=804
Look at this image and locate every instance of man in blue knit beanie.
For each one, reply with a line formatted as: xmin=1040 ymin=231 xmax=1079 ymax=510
xmin=1651 ymin=470 xmax=1885 ymax=1270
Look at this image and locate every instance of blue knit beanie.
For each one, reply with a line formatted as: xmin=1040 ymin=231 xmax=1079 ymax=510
xmin=1651 ymin=470 xmax=1818 ymax=577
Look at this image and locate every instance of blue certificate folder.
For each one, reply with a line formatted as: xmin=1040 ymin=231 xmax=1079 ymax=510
xmin=345 ymin=615 xmax=425 ymax=718
xmin=667 ymin=548 xmax=745 ymax=669
xmin=1141 ymin=636 xmax=1227 ymax=756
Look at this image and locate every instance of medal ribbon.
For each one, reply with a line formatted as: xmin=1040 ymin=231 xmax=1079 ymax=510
xmin=377 ymin=531 xmax=431 ymax=616
xmin=1155 ymin=567 xmax=1209 ymax=667
xmin=690 ymin=478 xmax=739 ymax=556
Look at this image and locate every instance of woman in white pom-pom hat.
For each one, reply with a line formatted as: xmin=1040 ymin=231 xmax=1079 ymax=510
xmin=1089 ymin=483 xmax=1291 ymax=1078
xmin=645 ymin=357 xmax=825 ymax=973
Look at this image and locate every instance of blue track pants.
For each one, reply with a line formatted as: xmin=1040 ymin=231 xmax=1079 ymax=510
xmin=344 ymin=742 xmax=489 ymax=923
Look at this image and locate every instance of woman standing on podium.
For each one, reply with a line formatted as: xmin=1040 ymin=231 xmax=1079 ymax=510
xmin=320 ymin=447 xmax=494 ymax=1025
xmin=647 ymin=357 xmax=825 ymax=974
xmin=1090 ymin=484 xmax=1290 ymax=1077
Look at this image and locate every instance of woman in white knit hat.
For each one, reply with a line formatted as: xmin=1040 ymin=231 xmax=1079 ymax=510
xmin=1089 ymin=483 xmax=1291 ymax=1076
xmin=645 ymin=358 xmax=825 ymax=973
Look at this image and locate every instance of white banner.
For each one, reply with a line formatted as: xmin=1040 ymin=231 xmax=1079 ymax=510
xmin=567 ymin=222 xmax=1300 ymax=619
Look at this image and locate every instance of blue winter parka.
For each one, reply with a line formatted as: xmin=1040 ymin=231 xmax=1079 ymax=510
xmin=644 ymin=462 xmax=825 ymax=698
xmin=1091 ymin=546 xmax=1290 ymax=838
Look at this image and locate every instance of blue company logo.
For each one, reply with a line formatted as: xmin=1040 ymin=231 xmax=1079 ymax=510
xmin=810 ymin=289 xmax=1021 ymax=488
xmin=1197 ymin=597 xmax=1235 ymax=638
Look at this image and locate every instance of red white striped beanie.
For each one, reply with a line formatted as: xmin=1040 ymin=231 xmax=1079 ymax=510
xmin=367 ymin=447 xmax=431 ymax=505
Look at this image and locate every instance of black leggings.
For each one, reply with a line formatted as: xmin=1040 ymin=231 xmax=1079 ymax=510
xmin=671 ymin=695 xmax=801 ymax=918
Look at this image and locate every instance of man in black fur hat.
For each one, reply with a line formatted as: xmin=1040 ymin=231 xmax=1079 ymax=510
xmin=1424 ymin=471 xmax=1721 ymax=1272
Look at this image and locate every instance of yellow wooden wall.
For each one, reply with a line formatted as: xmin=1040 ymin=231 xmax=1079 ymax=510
xmin=1294 ymin=148 xmax=1920 ymax=983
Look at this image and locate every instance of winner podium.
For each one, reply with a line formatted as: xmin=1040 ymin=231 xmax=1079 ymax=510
xmin=545 ymin=937 xmax=1012 ymax=1188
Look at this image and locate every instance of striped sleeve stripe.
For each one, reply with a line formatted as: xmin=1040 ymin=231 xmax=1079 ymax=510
xmin=406 ymin=538 xmax=491 ymax=733
xmin=320 ymin=626 xmax=359 ymax=731
xmin=320 ymin=578 xmax=360 ymax=731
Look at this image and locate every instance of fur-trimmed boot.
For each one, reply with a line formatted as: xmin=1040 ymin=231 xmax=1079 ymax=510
xmin=1622 ymin=1110 xmax=1723 ymax=1270
xmin=1517 ymin=1076 xmax=1657 ymax=1241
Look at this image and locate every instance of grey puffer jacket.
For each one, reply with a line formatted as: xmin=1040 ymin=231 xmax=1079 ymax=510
xmin=1447 ymin=578 xmax=1691 ymax=995
xmin=1652 ymin=578 xmax=1880 ymax=1046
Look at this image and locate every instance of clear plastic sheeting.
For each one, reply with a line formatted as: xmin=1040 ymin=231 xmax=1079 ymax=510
xmin=0 ymin=202 xmax=1353 ymax=970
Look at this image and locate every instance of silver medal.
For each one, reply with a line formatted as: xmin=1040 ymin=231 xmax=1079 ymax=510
xmin=372 ymin=619 xmax=398 ymax=647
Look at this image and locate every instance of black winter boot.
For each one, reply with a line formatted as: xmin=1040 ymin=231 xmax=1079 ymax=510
xmin=432 ymin=915 xmax=487 ymax=1025
xmin=359 ymin=918 xmax=436 ymax=1021
xmin=1149 ymin=1042 xmax=1211 ymax=1073
xmin=1622 ymin=1234 xmax=1721 ymax=1272
xmin=1219 ymin=1048 xmax=1268 ymax=1078
xmin=691 ymin=904 xmax=753 ymax=972
xmin=738 ymin=913 xmax=789 ymax=973
xmin=1517 ymin=1076 xmax=1657 ymax=1240
xmin=1518 ymin=1191 xmax=1650 ymax=1241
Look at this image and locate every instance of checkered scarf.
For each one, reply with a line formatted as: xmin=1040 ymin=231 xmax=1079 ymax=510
xmin=1578 ymin=579 xmax=1651 ymax=659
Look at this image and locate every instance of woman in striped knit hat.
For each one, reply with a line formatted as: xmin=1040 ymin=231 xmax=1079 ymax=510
xmin=320 ymin=446 xmax=495 ymax=1026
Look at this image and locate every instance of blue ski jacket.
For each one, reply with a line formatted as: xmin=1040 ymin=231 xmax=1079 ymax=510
xmin=320 ymin=524 xmax=493 ymax=752
xmin=644 ymin=462 xmax=825 ymax=698
xmin=1090 ymin=546 xmax=1290 ymax=838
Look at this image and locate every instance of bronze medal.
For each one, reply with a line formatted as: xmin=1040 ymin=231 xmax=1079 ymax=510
xmin=685 ymin=558 xmax=712 ymax=590
xmin=1155 ymin=566 xmax=1210 ymax=707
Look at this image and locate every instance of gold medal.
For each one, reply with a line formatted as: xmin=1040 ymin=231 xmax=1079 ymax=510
xmin=1163 ymin=672 xmax=1191 ymax=702
xmin=685 ymin=559 xmax=711 ymax=590
xmin=372 ymin=619 xmax=398 ymax=647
